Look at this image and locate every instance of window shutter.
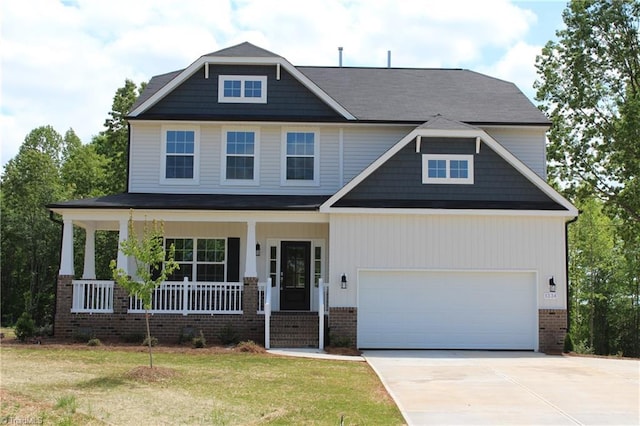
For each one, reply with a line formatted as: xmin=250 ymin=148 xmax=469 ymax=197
xmin=227 ymin=237 xmax=240 ymax=282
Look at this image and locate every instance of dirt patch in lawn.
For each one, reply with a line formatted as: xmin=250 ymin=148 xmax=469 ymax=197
xmin=124 ymin=366 xmax=178 ymax=382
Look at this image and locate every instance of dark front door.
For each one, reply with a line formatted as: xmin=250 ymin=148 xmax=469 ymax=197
xmin=280 ymin=241 xmax=311 ymax=311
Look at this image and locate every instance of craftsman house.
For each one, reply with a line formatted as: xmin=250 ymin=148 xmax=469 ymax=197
xmin=49 ymin=42 xmax=577 ymax=352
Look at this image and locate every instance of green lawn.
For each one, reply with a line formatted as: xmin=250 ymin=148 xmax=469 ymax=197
xmin=0 ymin=342 xmax=404 ymax=425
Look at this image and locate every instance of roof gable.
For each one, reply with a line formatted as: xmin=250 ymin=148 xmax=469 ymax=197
xmin=205 ymin=42 xmax=280 ymax=58
xmin=322 ymin=117 xmax=577 ymax=216
xmin=129 ymin=42 xmax=355 ymax=120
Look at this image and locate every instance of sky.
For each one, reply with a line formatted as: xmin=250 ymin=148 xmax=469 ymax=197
xmin=0 ymin=0 xmax=568 ymax=168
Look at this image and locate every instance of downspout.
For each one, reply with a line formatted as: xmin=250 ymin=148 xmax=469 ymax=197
xmin=565 ymin=214 xmax=579 ymax=334
xmin=48 ymin=210 xmax=64 ymax=336
xmin=126 ymin=121 xmax=131 ymax=192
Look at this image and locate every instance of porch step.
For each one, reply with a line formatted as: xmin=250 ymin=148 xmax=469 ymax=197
xmin=270 ymin=312 xmax=321 ymax=348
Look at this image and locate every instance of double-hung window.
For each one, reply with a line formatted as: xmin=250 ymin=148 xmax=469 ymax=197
xmin=422 ymin=154 xmax=474 ymax=184
xmin=222 ymin=128 xmax=259 ymax=184
xmin=218 ymin=75 xmax=267 ymax=103
xmin=161 ymin=127 xmax=199 ymax=184
xmin=282 ymin=128 xmax=319 ymax=185
xmin=165 ymin=238 xmax=226 ymax=282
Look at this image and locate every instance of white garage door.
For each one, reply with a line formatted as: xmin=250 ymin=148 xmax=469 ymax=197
xmin=358 ymin=270 xmax=537 ymax=349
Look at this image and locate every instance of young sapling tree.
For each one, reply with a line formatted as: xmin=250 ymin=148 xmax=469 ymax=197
xmin=110 ymin=211 xmax=178 ymax=368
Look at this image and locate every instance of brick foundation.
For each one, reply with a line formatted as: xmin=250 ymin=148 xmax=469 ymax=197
xmin=538 ymin=309 xmax=567 ymax=354
xmin=54 ymin=275 xmax=264 ymax=345
xmin=328 ymin=307 xmax=357 ymax=347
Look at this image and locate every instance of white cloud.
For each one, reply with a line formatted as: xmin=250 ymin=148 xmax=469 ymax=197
xmin=1 ymin=0 xmax=550 ymax=168
xmin=480 ymin=41 xmax=543 ymax=101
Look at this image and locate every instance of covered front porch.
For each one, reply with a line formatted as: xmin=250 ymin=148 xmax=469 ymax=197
xmin=50 ymin=200 xmax=333 ymax=346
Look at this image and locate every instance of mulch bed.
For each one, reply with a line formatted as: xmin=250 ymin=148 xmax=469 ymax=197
xmin=1 ymin=336 xmax=363 ymax=357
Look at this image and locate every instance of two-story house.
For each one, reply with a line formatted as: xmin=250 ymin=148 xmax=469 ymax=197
xmin=49 ymin=42 xmax=577 ymax=352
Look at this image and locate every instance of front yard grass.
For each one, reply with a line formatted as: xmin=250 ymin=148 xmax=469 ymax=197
xmin=0 ymin=342 xmax=404 ymax=425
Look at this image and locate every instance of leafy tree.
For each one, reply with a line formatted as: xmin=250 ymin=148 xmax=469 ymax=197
xmin=536 ymin=0 xmax=640 ymax=357
xmin=94 ymin=79 xmax=146 ymax=193
xmin=535 ymin=0 xmax=640 ymax=223
xmin=110 ymin=212 xmax=178 ymax=368
xmin=1 ymin=126 xmax=67 ymax=325
xmin=61 ymin=129 xmax=107 ymax=199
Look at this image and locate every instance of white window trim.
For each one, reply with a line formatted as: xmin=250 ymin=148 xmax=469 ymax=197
xmin=422 ymin=154 xmax=474 ymax=184
xmin=220 ymin=127 xmax=260 ymax=186
xmin=218 ymin=75 xmax=267 ymax=103
xmin=281 ymin=127 xmax=320 ymax=187
xmin=160 ymin=125 xmax=200 ymax=185
xmin=164 ymin=237 xmax=228 ymax=283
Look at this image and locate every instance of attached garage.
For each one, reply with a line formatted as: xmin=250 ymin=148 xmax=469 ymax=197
xmin=357 ymin=270 xmax=538 ymax=350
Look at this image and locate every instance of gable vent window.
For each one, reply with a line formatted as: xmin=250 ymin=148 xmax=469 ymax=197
xmin=422 ymin=154 xmax=474 ymax=184
xmin=218 ymin=75 xmax=267 ymax=103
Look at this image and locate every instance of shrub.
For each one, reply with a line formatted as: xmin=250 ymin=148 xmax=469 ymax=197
xmin=192 ymin=330 xmax=206 ymax=348
xmin=14 ymin=312 xmax=35 ymax=342
xmin=87 ymin=338 xmax=102 ymax=347
xmin=217 ymin=322 xmax=239 ymax=345
xmin=142 ymin=336 xmax=158 ymax=347
xmin=121 ymin=332 xmax=145 ymax=344
xmin=236 ymin=340 xmax=265 ymax=353
xmin=563 ymin=333 xmax=574 ymax=353
xmin=329 ymin=334 xmax=352 ymax=348
xmin=72 ymin=327 xmax=94 ymax=343
xmin=179 ymin=326 xmax=197 ymax=344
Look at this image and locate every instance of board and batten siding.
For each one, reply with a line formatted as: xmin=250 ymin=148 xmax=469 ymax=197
xmin=128 ymin=122 xmax=413 ymax=194
xmin=483 ymin=126 xmax=548 ymax=179
xmin=328 ymin=213 xmax=567 ymax=309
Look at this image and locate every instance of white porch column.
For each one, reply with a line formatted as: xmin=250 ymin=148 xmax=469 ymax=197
xmin=82 ymin=222 xmax=96 ymax=279
xmin=117 ymin=218 xmax=129 ymax=275
xmin=244 ymin=220 xmax=257 ymax=278
xmin=60 ymin=219 xmax=75 ymax=276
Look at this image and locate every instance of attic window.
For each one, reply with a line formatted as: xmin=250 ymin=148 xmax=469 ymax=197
xmin=218 ymin=75 xmax=267 ymax=103
xmin=422 ymin=154 xmax=474 ymax=184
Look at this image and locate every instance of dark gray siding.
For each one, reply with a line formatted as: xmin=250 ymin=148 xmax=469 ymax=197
xmin=140 ymin=65 xmax=343 ymax=120
xmin=334 ymin=138 xmax=564 ymax=210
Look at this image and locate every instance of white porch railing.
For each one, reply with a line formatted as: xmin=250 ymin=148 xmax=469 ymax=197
xmin=257 ymin=282 xmax=265 ymax=313
xmin=71 ymin=280 xmax=114 ymax=313
xmin=128 ymin=278 xmax=243 ymax=315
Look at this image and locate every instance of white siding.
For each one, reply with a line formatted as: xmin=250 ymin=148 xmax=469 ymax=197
xmin=328 ymin=213 xmax=567 ymax=309
xmin=129 ymin=122 xmax=412 ymax=194
xmin=342 ymin=126 xmax=414 ymax=184
xmin=483 ymin=126 xmax=548 ymax=179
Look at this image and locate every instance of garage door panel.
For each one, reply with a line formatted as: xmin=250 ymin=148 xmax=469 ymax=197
xmin=358 ymin=270 xmax=536 ymax=349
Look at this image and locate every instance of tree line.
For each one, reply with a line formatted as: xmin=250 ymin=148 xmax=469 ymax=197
xmin=1 ymin=0 xmax=638 ymax=356
xmin=536 ymin=0 xmax=639 ymax=356
xmin=1 ymin=80 xmax=144 ymax=327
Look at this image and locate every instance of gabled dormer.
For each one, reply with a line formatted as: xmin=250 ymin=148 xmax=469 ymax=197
xmin=128 ymin=42 xmax=355 ymax=121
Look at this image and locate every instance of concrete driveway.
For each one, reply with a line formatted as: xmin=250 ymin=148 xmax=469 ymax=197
xmin=364 ymin=351 xmax=639 ymax=425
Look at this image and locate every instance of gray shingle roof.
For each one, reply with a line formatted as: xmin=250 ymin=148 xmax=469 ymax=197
xmin=298 ymin=66 xmax=548 ymax=124
xmin=129 ymin=42 xmax=549 ymax=125
xmin=204 ymin=42 xmax=281 ymax=58
xmin=48 ymin=193 xmax=330 ymax=211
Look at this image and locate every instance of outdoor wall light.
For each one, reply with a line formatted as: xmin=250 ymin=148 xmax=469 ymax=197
xmin=549 ymin=276 xmax=556 ymax=293
xmin=256 ymin=243 xmax=261 ymax=257
xmin=341 ymin=273 xmax=348 ymax=289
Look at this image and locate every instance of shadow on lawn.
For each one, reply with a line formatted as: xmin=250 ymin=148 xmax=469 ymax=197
xmin=76 ymin=376 xmax=127 ymax=390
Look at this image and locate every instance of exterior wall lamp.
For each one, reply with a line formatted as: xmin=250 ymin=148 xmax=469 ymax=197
xmin=341 ymin=273 xmax=348 ymax=289
xmin=256 ymin=243 xmax=261 ymax=256
xmin=549 ymin=276 xmax=556 ymax=293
